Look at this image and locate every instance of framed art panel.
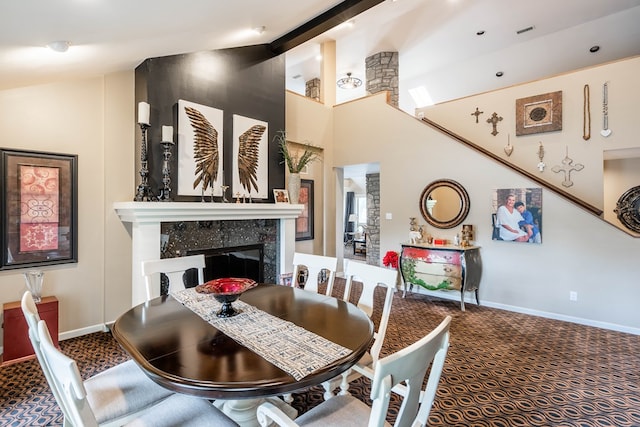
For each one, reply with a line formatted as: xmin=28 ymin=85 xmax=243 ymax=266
xmin=232 ymin=114 xmax=269 ymax=199
xmin=515 ymin=91 xmax=562 ymax=136
xmin=0 ymin=148 xmax=78 ymax=269
xmin=177 ymin=99 xmax=224 ymax=197
xmin=296 ymin=179 xmax=314 ymax=241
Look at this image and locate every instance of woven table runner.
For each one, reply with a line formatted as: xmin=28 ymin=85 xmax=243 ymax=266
xmin=171 ymin=288 xmax=350 ymax=380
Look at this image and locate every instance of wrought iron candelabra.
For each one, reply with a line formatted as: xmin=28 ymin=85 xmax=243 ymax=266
xmin=134 ymin=123 xmax=157 ymax=201
xmin=159 ymin=139 xmax=175 ymax=201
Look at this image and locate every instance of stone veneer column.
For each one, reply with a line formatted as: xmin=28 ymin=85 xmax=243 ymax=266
xmin=366 ymin=173 xmax=380 ymax=264
xmin=305 ymin=78 xmax=321 ymax=101
xmin=365 ymin=52 xmax=399 ymax=107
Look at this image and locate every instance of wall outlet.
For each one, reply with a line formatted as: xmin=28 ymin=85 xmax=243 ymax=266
xmin=569 ymin=291 xmax=578 ymax=301
xmin=385 ymin=212 xmax=393 ymax=220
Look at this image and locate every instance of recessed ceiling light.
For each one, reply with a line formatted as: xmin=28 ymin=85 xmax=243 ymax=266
xmin=46 ymin=40 xmax=70 ymax=53
xmin=252 ymin=26 xmax=266 ymax=35
xmin=590 ymin=45 xmax=600 ymax=53
xmin=496 ymin=71 xmax=504 ymax=77
xmin=476 ymin=30 xmax=485 ymax=36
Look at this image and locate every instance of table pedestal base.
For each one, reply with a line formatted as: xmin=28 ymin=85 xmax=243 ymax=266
xmin=214 ymin=397 xmax=297 ymax=427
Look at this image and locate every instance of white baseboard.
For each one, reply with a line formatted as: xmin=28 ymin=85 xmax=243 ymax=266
xmin=399 ymin=285 xmax=640 ymax=336
xmin=59 ymin=323 xmax=109 ymax=341
xmin=482 ymin=300 xmax=640 ymax=336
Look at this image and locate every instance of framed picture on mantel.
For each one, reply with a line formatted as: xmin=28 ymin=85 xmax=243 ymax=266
xmin=0 ymin=148 xmax=78 ymax=269
xmin=273 ymin=189 xmax=289 ymax=204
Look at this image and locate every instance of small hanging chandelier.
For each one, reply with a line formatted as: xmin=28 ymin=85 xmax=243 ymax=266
xmin=336 ymin=72 xmax=362 ymax=89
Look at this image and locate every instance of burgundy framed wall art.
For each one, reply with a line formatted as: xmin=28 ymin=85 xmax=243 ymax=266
xmin=0 ymin=148 xmax=78 ymax=269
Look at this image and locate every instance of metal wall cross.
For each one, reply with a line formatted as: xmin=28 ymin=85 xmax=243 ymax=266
xmin=486 ymin=112 xmax=503 ymax=136
xmin=471 ymin=107 xmax=483 ymax=123
xmin=551 ymin=146 xmax=584 ymax=187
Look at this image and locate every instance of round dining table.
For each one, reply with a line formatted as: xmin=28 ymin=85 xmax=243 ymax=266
xmin=111 ymin=283 xmax=374 ymax=426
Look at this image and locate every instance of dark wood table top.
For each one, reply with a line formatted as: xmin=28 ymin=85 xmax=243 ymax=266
xmin=112 ymin=284 xmax=374 ymax=399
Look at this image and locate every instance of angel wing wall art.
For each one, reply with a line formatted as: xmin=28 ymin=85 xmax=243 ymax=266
xmin=237 ymin=124 xmax=266 ymax=194
xmin=232 ymin=115 xmax=268 ymax=199
xmin=177 ymin=99 xmax=224 ymax=197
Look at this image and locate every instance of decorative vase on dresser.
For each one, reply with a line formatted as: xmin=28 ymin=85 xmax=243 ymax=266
xmin=288 ymin=172 xmax=301 ymax=204
xmin=399 ymin=242 xmax=482 ymax=311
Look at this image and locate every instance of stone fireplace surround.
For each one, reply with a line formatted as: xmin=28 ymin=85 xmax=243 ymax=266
xmin=166 ymin=222 xmax=275 ymax=284
xmin=114 ymin=202 xmax=303 ymax=306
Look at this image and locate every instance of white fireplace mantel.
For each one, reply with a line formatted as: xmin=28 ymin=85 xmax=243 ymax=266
xmin=114 ymin=201 xmax=303 ymax=306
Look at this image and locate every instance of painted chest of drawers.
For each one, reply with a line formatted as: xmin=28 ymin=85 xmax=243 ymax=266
xmin=399 ymin=244 xmax=482 ymax=311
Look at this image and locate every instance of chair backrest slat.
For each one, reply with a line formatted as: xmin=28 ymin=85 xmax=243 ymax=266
xmin=37 ymin=320 xmax=100 ymax=427
xmin=21 ymin=291 xmax=71 ymax=418
xmin=369 ymin=316 xmax=451 ymax=427
xmin=292 ymin=252 xmax=338 ymax=297
xmin=141 ymin=254 xmax=206 ymax=301
xmin=343 ymin=260 xmax=398 ymax=364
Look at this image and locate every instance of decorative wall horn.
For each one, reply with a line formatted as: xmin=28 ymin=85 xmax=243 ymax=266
xmin=601 ymin=82 xmax=612 ymax=137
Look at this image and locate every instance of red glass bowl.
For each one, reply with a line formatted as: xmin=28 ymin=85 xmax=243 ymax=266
xmin=195 ymin=278 xmax=257 ymax=317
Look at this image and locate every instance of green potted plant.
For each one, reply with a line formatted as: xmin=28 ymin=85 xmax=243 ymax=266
xmin=275 ymin=131 xmax=320 ymax=203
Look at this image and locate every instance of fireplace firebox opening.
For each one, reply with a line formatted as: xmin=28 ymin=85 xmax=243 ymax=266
xmin=188 ymin=244 xmax=264 ymax=284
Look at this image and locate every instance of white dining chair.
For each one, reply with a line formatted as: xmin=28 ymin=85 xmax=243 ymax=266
xmin=281 ymin=252 xmax=339 ymax=404
xmin=291 ymin=252 xmax=337 ymax=297
xmin=21 ymin=291 xmax=175 ymax=426
xmin=21 ymin=291 xmax=71 ymax=417
xmin=257 ymin=315 xmax=452 ymax=427
xmin=321 ymin=260 xmax=398 ymax=400
xmin=35 ymin=319 xmax=239 ymax=427
xmin=141 ymin=254 xmax=205 ymax=301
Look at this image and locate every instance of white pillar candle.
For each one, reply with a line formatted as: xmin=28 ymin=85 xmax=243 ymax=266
xmin=138 ymin=102 xmax=150 ymax=125
xmin=162 ymin=125 xmax=173 ymax=142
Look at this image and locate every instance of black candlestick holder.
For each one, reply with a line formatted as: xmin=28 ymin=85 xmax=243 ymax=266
xmin=159 ymin=140 xmax=175 ymax=201
xmin=134 ymin=123 xmax=157 ymax=201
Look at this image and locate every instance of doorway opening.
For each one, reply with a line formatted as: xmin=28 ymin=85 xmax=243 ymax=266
xmin=342 ymin=163 xmax=380 ymax=264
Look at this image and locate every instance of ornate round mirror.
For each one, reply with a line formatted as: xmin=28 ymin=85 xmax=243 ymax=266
xmin=614 ymin=185 xmax=640 ymax=233
xmin=419 ymin=179 xmax=470 ymax=229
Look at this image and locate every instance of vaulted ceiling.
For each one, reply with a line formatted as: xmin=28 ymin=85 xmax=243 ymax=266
xmin=3 ymin=0 xmax=639 ymax=114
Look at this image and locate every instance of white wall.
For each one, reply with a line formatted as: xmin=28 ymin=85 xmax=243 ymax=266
xmin=0 ymin=72 xmax=134 ymax=346
xmin=322 ymin=58 xmax=640 ymax=334
xmin=286 ymin=91 xmax=335 ymax=256
xmin=420 ymin=56 xmax=640 ymax=214
xmin=103 ymin=72 xmax=136 ymax=321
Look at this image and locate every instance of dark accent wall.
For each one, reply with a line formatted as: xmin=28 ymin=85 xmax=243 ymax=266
xmin=135 ymin=44 xmax=285 ymax=201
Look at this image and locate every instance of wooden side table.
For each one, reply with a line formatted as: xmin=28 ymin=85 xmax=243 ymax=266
xmin=2 ymin=296 xmax=58 ymax=365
